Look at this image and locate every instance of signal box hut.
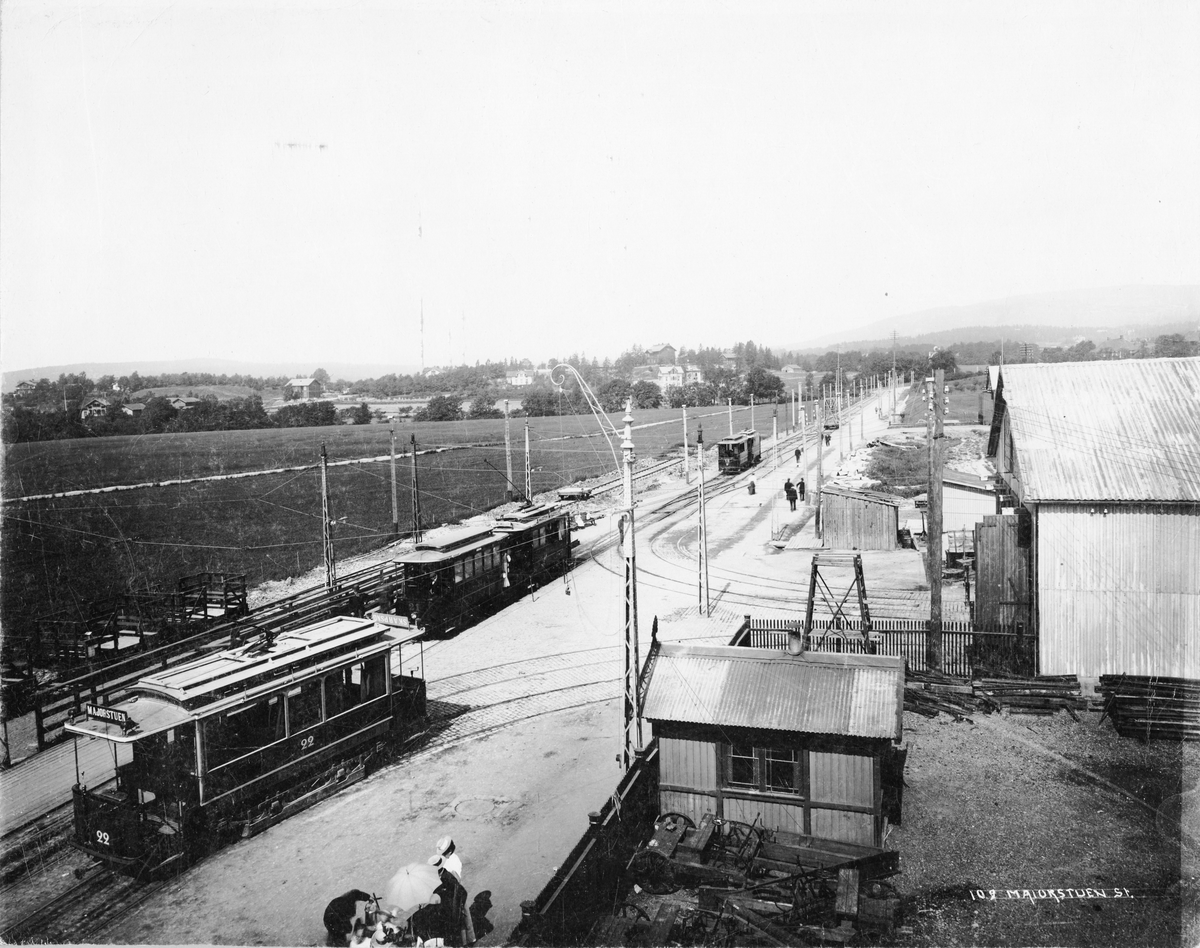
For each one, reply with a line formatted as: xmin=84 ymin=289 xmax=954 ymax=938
xmin=820 ymin=487 xmax=900 ymax=551
xmin=640 ymin=642 xmax=905 ymax=847
xmin=987 ymin=358 xmax=1200 ymax=679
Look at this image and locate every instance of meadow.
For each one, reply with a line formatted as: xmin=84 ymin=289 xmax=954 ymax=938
xmin=1 ymin=403 xmax=794 ymax=633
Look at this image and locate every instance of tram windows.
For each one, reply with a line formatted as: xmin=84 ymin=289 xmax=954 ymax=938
xmin=454 ymin=561 xmax=464 ymax=583
xmin=206 ymin=698 xmax=286 ymax=768
xmin=287 ymin=680 xmax=322 ymax=734
xmin=129 ymin=725 xmax=197 ymax=801
xmin=326 ymin=656 xmax=388 ymax=718
xmin=465 ymin=553 xmax=476 ymax=580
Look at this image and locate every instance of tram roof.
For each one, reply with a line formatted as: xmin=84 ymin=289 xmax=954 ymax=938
xmin=64 ymin=694 xmax=195 ymax=743
xmin=141 ymin=616 xmax=417 ymax=709
xmin=395 ymin=528 xmax=501 ymax=564
xmin=717 ymin=429 xmax=758 ymax=446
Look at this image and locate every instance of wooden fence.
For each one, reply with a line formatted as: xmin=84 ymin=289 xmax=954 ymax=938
xmin=510 ymin=742 xmax=660 ymax=946
xmin=729 ymin=616 xmax=1035 ymax=677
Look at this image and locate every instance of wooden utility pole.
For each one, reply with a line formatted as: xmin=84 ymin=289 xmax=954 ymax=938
xmin=696 ymin=423 xmax=709 ymax=616
xmin=815 ymin=398 xmax=824 ymax=540
xmin=504 ymin=400 xmax=514 ymax=502
xmin=321 ymin=444 xmax=336 ymax=589
xmin=927 ymin=368 xmax=946 ymax=671
xmin=389 ymin=428 xmax=399 ymax=536
xmin=410 ymin=434 xmax=422 ymax=544
xmin=620 ymin=400 xmax=642 ymax=770
xmin=728 ymin=398 xmax=734 ymax=437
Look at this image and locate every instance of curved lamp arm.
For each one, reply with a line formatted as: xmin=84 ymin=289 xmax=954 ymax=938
xmin=550 ymin=363 xmax=621 ymax=473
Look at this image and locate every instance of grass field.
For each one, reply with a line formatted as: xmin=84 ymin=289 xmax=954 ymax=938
xmin=1 ymin=402 xmax=800 ymax=634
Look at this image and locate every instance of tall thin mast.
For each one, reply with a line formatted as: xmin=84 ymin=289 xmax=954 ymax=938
xmin=321 ymin=444 xmax=336 ymax=589
xmin=621 ymin=400 xmax=642 ymax=770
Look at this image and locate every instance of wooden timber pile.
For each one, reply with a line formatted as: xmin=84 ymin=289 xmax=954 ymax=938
xmin=1098 ymin=675 xmax=1200 ymax=740
xmin=904 ymin=671 xmax=1086 ymax=719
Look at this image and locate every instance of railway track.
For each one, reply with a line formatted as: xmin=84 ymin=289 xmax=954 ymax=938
xmin=0 ymin=645 xmax=637 ymax=943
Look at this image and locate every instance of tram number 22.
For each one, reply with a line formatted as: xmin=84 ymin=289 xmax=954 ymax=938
xmin=95 ymin=830 xmax=111 ymax=846
xmin=299 ymin=736 xmax=316 ymax=751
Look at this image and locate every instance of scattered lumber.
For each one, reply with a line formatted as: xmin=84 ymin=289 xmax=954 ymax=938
xmin=1097 ymin=675 xmax=1200 ymax=741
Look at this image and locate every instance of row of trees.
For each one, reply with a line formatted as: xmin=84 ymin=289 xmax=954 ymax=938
xmin=0 ymin=395 xmax=381 ymax=443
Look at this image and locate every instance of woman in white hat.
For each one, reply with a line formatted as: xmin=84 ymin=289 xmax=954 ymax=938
xmin=434 ymin=837 xmax=463 ymax=881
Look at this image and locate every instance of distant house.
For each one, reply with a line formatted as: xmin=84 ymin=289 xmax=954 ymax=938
xmin=287 ymin=378 xmax=323 ymax=399
xmin=682 ymin=363 xmax=703 ymax=386
xmin=505 ymin=370 xmax=534 ymax=388
xmin=781 ymin=364 xmax=804 ymax=374
xmin=14 ymin=381 xmax=35 ymax=397
xmin=645 ymin=343 xmax=676 ymax=366
xmin=631 ymin=364 xmax=686 ymax=391
xmin=121 ymin=403 xmax=146 ymax=418
xmin=986 ymin=357 xmax=1200 ymax=679
xmin=169 ymin=396 xmax=202 ymax=411
xmin=80 ymin=397 xmax=109 ymax=419
xmin=721 ymin=348 xmax=738 ymax=369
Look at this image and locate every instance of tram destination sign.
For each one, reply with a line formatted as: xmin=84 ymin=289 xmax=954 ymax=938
xmin=85 ymin=703 xmax=131 ymax=726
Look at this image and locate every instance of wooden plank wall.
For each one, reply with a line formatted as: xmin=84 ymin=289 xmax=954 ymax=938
xmin=974 ymin=514 xmax=1030 ymax=632
xmin=821 ymin=494 xmax=898 ymax=551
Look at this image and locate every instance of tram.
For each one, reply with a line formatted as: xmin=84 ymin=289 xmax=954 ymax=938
xmin=389 ymin=502 xmax=573 ymax=637
xmin=716 ymin=429 xmax=762 ymax=474
xmin=65 ymin=615 xmax=426 ymax=877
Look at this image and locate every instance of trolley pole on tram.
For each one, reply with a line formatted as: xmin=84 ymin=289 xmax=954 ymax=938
xmin=321 ymin=444 xmax=337 ymax=589
xmin=410 ymin=434 xmax=423 ymax=544
xmin=621 ymin=400 xmax=643 ymax=770
xmin=504 ymin=400 xmax=514 ymax=502
xmin=696 ymin=424 xmax=710 ymax=617
xmin=524 ymin=421 xmax=532 ymax=502
xmin=682 ymin=406 xmax=690 ymax=484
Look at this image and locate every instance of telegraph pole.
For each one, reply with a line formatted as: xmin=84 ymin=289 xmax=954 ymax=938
xmin=891 ymin=330 xmax=898 ymax=421
xmin=410 ymin=434 xmax=422 ymax=544
xmin=504 ymin=400 xmax=514 ymax=502
xmin=926 ymin=368 xmax=946 ymax=672
xmin=696 ymin=423 xmax=710 ymax=616
xmin=772 ymin=403 xmax=778 ymax=469
xmin=321 ymin=444 xmax=337 ymax=589
xmin=389 ymin=428 xmax=399 ymax=536
xmin=621 ymin=400 xmax=643 ymax=770
xmin=728 ymin=398 xmax=734 ymax=437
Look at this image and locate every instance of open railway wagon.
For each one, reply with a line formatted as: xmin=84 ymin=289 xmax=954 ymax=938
xmin=389 ymin=502 xmax=574 ymax=637
xmin=64 ymin=614 xmax=426 ymax=878
xmin=716 ymin=430 xmax=762 ymax=475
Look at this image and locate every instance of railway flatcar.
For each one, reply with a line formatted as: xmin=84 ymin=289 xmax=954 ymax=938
xmin=389 ymin=502 xmax=573 ymax=637
xmin=65 ymin=615 xmax=426 ymax=877
xmin=716 ymin=429 xmax=762 ymax=474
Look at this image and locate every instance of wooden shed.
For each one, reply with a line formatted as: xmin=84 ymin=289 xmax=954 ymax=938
xmin=820 ymin=486 xmax=900 ymax=551
xmin=640 ymin=642 xmax=906 ymax=847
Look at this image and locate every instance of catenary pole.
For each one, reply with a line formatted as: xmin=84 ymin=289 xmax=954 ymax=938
xmin=504 ymin=400 xmax=514 ymax=502
xmin=697 ymin=423 xmax=709 ymax=616
xmin=390 ymin=427 xmax=399 ymax=537
xmin=410 ymin=434 xmax=422 ymax=544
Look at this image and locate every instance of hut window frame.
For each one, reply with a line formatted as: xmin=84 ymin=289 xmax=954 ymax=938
xmin=723 ymin=743 xmax=803 ymax=798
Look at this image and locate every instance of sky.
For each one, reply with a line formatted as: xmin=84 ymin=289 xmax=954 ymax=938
xmin=2 ymin=0 xmax=1198 ymax=374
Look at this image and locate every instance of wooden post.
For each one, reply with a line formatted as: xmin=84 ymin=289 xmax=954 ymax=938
xmin=389 ymin=427 xmax=399 ymax=536
xmin=927 ymin=368 xmax=945 ymax=672
xmin=815 ymin=397 xmax=824 ymax=541
xmin=504 ymin=400 xmax=514 ymax=502
xmin=410 ymin=434 xmax=422 ymax=544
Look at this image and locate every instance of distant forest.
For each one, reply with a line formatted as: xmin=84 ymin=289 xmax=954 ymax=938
xmin=4 ymin=333 xmax=1195 ymax=444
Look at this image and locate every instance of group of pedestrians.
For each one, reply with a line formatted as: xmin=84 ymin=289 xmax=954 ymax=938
xmin=783 ymin=476 xmax=806 ymax=511
xmin=326 ymin=837 xmax=488 ymax=948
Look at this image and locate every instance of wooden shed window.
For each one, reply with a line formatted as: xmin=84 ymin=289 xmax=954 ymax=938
xmin=725 ymin=744 xmax=802 ymax=797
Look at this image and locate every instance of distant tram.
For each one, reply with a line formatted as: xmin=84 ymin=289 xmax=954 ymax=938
xmin=389 ymin=502 xmax=574 ymax=637
xmin=66 ymin=616 xmax=426 ymax=877
xmin=716 ymin=429 xmax=762 ymax=475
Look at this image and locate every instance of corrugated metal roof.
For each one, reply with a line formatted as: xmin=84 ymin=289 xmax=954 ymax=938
xmin=942 ymin=469 xmax=996 ymax=493
xmin=821 ymin=485 xmax=901 ymax=507
xmin=994 ymin=358 xmax=1200 ymax=502
xmin=641 ymin=643 xmax=903 ymax=741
